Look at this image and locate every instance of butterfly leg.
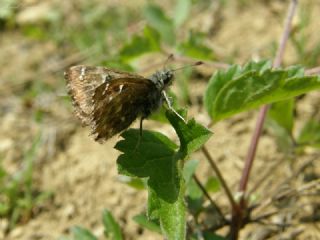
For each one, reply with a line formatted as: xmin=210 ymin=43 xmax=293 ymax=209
xmin=139 ymin=116 xmax=144 ymax=137
xmin=133 ymin=117 xmax=144 ymax=152
xmin=162 ymin=91 xmax=186 ymax=123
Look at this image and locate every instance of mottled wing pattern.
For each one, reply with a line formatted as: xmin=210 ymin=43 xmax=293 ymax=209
xmin=91 ymin=78 xmax=156 ymax=142
xmin=64 ymin=65 xmax=145 ymax=125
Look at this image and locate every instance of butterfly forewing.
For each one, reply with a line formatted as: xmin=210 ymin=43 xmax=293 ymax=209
xmin=65 ymin=65 xmax=144 ymax=124
xmin=65 ymin=65 xmax=157 ymax=142
xmin=91 ymin=78 xmax=156 ymax=142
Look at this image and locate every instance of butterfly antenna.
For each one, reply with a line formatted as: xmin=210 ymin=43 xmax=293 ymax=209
xmin=163 ymin=54 xmax=175 ymax=68
xmin=171 ymin=61 xmax=203 ymax=72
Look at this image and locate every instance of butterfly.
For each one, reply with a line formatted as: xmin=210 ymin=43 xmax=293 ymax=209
xmin=64 ymin=64 xmax=190 ymax=142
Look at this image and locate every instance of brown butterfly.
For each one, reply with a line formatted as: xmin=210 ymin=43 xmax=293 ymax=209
xmin=64 ymin=64 xmax=189 ymax=142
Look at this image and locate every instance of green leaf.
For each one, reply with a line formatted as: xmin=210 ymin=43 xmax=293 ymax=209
xmin=116 ymin=109 xmax=212 ymax=240
xmin=166 ymin=110 xmax=213 ymax=158
xmin=71 ymin=226 xmax=98 ymax=240
xmin=266 ymin=119 xmax=294 ymax=153
xmin=102 ymin=209 xmax=123 ymax=240
xmin=133 ymin=214 xmax=162 ymax=234
xmin=147 ymin=186 xmax=186 ymax=240
xmin=0 ymin=163 xmax=7 ymax=181
xmin=22 ymin=26 xmax=49 ymax=40
xmin=205 ymin=177 xmax=221 ymax=193
xmin=204 ymin=60 xmax=271 ymax=117
xmin=177 ymin=31 xmax=214 ymax=59
xmin=147 ymin=188 xmax=161 ymax=220
xmin=204 ymin=65 xmax=243 ymax=116
xmin=158 ymin=182 xmax=186 ymax=240
xmin=176 ymin=69 xmax=193 ymax=105
xmin=267 ymin=99 xmax=295 ymax=152
xmin=0 ymin=0 xmax=17 ymax=19
xmin=203 ymin=231 xmax=227 ymax=240
xmin=174 ymin=0 xmax=191 ymax=27
xmin=204 ymin=60 xmax=320 ymax=122
xmin=0 ymin=134 xmax=42 ymax=230
xmin=115 ymin=130 xmax=179 ymax=202
xmin=119 ymin=25 xmax=161 ymax=61
xmin=0 ymin=203 xmax=10 ymax=215
xmin=268 ymin=99 xmax=294 ymax=134
xmin=100 ymin=59 xmax=134 ymax=72
xmin=185 ymin=174 xmax=203 ymax=200
xmin=286 ymin=65 xmax=305 ymax=78
xmin=242 ymin=59 xmax=273 ymax=73
xmin=119 ymin=35 xmax=153 ymax=60
xmin=183 ymin=159 xmax=199 ymax=184
xmin=185 ymin=178 xmax=203 ymax=214
xmin=117 ymin=175 xmax=146 ymax=190
xmin=161 ymin=111 xmax=211 ymax=240
xmin=297 ymin=120 xmax=320 ymax=148
xmin=143 ymin=25 xmax=161 ymax=50
xmin=183 ymin=159 xmax=203 ymax=214
xmin=144 ymin=4 xmax=175 ymax=45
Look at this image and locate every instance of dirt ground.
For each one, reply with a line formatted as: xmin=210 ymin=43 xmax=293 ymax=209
xmin=0 ymin=0 xmax=319 ymax=239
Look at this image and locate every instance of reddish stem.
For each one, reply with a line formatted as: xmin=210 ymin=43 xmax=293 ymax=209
xmin=239 ymin=0 xmax=298 ymax=194
xmin=230 ymin=1 xmax=298 ymax=239
xmin=239 ymin=105 xmax=269 ymax=192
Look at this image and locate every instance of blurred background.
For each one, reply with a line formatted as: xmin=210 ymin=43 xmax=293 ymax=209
xmin=0 ymin=0 xmax=319 ymax=239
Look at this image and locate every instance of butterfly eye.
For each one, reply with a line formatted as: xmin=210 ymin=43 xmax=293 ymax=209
xmin=163 ymin=71 xmax=173 ymax=85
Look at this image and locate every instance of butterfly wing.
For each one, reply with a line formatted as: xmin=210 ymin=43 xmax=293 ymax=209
xmin=65 ymin=65 xmax=145 ymax=125
xmin=90 ymin=78 xmax=157 ymax=142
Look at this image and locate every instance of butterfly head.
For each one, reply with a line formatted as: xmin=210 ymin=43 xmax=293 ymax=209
xmin=149 ymin=61 xmax=203 ymax=91
xmin=149 ymin=69 xmax=174 ymax=90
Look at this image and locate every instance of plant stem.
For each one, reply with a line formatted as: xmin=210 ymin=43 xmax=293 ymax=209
xmin=238 ymin=105 xmax=269 ymax=192
xmin=193 ymin=175 xmax=225 ymax=221
xmin=239 ymin=0 xmax=298 ymax=194
xmin=231 ymin=1 xmax=298 ymax=239
xmin=273 ymin=0 xmax=298 ymax=69
xmin=201 ymin=146 xmax=237 ymax=209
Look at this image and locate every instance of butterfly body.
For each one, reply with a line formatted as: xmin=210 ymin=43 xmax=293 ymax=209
xmin=65 ymin=65 xmax=174 ymax=142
